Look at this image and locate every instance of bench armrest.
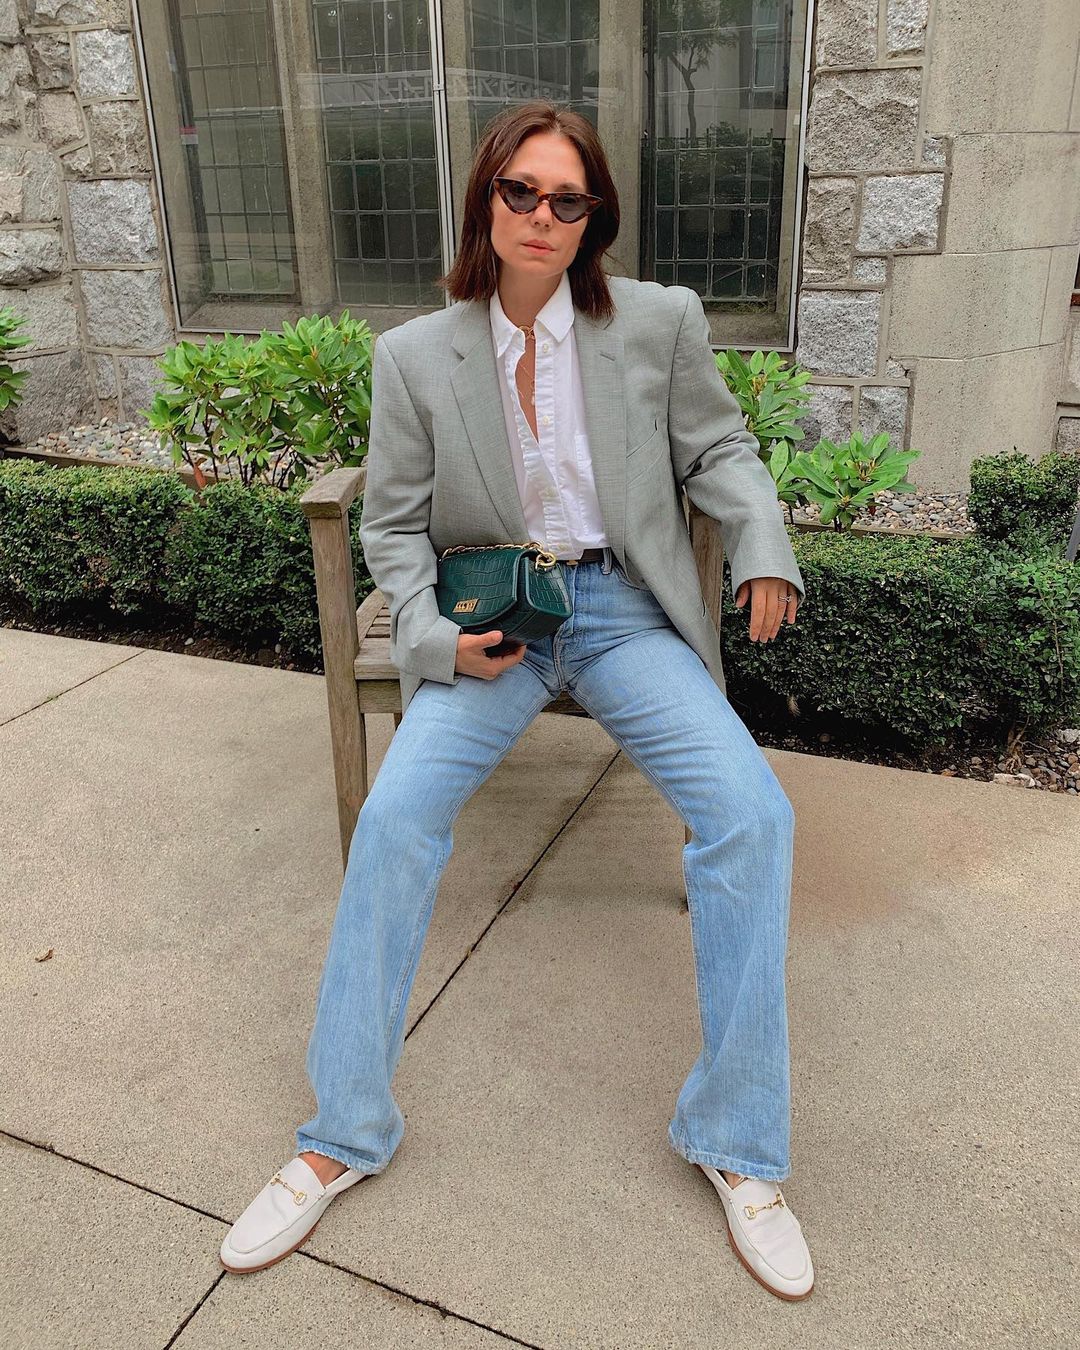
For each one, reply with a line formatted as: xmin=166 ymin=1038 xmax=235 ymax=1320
xmin=302 ymin=465 xmax=369 ymax=864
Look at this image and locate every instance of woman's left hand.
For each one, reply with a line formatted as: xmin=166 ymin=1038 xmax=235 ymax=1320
xmin=734 ymin=577 xmax=799 ymax=643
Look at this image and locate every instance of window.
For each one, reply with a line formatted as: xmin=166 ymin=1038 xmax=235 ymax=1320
xmin=137 ymin=0 xmax=809 ymax=345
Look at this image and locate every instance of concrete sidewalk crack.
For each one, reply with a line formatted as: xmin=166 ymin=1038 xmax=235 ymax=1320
xmin=2 ymin=1129 xmax=550 ymax=1350
xmin=405 ymin=748 xmax=623 ymax=1046
xmin=0 ymin=647 xmax=147 ymax=729
xmin=162 ymin=1271 xmax=227 ymax=1349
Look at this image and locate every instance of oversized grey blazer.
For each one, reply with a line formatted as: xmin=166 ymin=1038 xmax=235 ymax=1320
xmin=358 ymin=274 xmax=806 ymax=717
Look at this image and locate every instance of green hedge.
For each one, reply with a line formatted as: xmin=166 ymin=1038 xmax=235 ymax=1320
xmin=3 ymin=458 xmax=1078 ymax=743
xmin=720 ymin=530 xmax=1080 ymax=743
xmin=968 ymin=449 xmax=1079 ymax=546
xmin=0 ymin=460 xmax=369 ymax=664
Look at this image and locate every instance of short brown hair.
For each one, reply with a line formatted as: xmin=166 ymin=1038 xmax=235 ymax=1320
xmin=436 ymin=101 xmax=620 ymax=322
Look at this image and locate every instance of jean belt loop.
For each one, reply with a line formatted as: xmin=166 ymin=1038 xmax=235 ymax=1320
xmin=601 ymin=546 xmax=613 ymax=575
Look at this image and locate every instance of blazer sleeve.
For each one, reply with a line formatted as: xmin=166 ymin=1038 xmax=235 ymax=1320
xmin=667 ymin=286 xmax=806 ymax=604
xmin=358 ymin=333 xmax=463 ymax=687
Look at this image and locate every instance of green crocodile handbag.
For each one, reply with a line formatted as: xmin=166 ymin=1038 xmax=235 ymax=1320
xmin=435 ymin=541 xmax=572 ymax=650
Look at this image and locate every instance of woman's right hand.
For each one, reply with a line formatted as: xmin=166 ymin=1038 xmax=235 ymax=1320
xmin=454 ymin=630 xmax=527 ymax=679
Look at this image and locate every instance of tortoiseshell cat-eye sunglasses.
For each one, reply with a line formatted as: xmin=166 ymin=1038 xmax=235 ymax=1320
xmin=490 ymin=176 xmax=604 ymax=224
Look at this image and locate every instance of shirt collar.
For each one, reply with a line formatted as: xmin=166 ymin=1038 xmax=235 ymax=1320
xmin=489 ymin=269 xmax=575 ymax=358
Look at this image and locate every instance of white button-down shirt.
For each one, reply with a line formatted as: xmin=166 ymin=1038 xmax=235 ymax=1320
xmin=489 ymin=270 xmax=610 ymax=560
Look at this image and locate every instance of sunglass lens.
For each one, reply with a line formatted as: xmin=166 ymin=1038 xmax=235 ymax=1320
xmin=503 ymin=181 xmax=538 ymax=212
xmin=552 ymin=196 xmax=589 ymax=223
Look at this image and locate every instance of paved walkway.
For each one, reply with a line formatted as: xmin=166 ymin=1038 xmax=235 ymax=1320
xmin=1 ymin=627 xmax=1076 ymax=1349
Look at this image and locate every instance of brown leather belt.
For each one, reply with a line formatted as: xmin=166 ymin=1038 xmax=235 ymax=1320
xmin=563 ymin=547 xmax=607 ymax=565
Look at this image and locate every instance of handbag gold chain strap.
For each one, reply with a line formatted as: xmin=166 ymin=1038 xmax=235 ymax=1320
xmin=439 ymin=541 xmax=559 ymax=571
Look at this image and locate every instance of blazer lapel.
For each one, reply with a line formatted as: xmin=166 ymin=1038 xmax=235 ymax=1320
xmin=449 ymin=294 xmax=627 ymax=566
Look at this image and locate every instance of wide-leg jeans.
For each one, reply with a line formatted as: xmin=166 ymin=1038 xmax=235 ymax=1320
xmin=296 ymin=548 xmax=796 ymax=1182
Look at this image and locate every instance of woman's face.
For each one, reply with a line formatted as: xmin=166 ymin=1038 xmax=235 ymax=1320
xmin=489 ymin=131 xmax=592 ymax=282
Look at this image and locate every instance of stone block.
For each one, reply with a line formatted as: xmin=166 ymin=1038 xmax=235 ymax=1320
xmin=858 ymin=385 xmax=910 ymax=446
xmin=1041 ymin=246 xmax=1079 ymax=346
xmin=84 ymin=100 xmax=150 ymax=174
xmin=81 ymin=268 xmax=173 ymax=348
xmin=856 ymin=174 xmax=944 ymax=251
xmin=945 ymin=133 xmax=1080 ymax=252
xmin=0 ymin=279 xmax=79 ymax=349
xmin=923 ymin=0 xmax=1077 ymax=134
xmin=0 ymin=228 xmax=64 ymax=284
xmin=0 ymin=147 xmax=61 ymax=222
xmin=59 ymin=143 xmax=92 ymax=176
xmin=118 ymin=354 xmax=166 ymax=421
xmin=74 ymin=30 xmax=136 ymax=100
xmin=28 ymin=1 xmax=131 ymax=22
xmin=889 ymin=251 xmax=1052 ymax=359
xmin=1062 ymin=310 xmax=1080 ymax=404
xmin=887 ymin=0 xmax=930 ymax=56
xmin=806 ymin=69 xmax=922 ymax=173
xmin=853 ymin=256 xmax=887 ymax=283
xmin=0 ymin=41 xmax=35 ymax=136
xmin=91 ymin=349 xmax=117 ymax=398
xmin=907 ymin=345 xmax=1063 ymax=489
xmin=68 ymin=179 xmax=158 ymax=264
xmin=802 ymin=177 xmax=857 ymax=283
xmin=801 ymin=383 xmax=854 ymax=448
xmin=0 ymin=0 xmax=17 ymax=40
xmin=36 ymin=90 xmax=83 ymax=148
xmin=0 ymin=176 xmax=22 ymax=223
xmin=2 ymin=349 xmax=96 ymax=444
xmin=815 ymin=0 xmax=877 ymax=67
xmin=1054 ymin=415 xmax=1080 ymax=456
xmin=26 ymin=34 xmax=72 ymax=90
xmin=921 ymin=134 xmax=947 ymax=167
xmin=796 ymin=289 xmax=882 ymax=376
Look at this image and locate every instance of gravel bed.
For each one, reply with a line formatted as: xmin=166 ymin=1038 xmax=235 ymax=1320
xmin=7 ymin=417 xmax=1078 ymax=796
xmin=18 ymin=418 xmax=978 ymax=533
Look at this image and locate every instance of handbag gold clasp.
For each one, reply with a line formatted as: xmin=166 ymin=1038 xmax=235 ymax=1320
xmin=439 ymin=541 xmax=559 ymax=571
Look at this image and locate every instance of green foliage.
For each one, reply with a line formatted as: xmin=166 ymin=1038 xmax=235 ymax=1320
xmin=968 ymin=449 xmax=1080 ymax=546
xmin=714 ymin=349 xmax=921 ymax=528
xmin=0 ymin=460 xmax=368 ymax=663
xmin=145 ymin=311 xmax=374 ymax=490
xmin=0 ymin=459 xmax=191 ymax=614
xmin=714 ymin=347 xmax=813 ymax=466
xmin=0 ymin=305 xmax=32 ymax=418
xmin=781 ymin=431 xmax=921 ymax=530
xmin=720 ymin=530 xmax=1080 ymax=744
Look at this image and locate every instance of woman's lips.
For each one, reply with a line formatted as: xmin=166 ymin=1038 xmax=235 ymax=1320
xmin=522 ymin=241 xmax=553 ymax=251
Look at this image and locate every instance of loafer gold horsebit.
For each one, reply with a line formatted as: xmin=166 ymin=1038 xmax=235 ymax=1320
xmin=270 ymin=1171 xmax=308 ymax=1206
xmin=743 ymin=1189 xmax=786 ymax=1220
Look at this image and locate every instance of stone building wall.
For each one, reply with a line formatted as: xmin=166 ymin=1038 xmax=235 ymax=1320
xmin=0 ymin=0 xmax=1078 ymax=490
xmin=799 ymin=0 xmax=1080 ymax=491
xmin=0 ymin=0 xmax=171 ymax=443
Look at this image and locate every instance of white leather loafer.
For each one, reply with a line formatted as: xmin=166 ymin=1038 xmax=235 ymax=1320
xmin=220 ymin=1156 xmax=368 ymax=1273
xmin=697 ymin=1164 xmax=814 ymax=1300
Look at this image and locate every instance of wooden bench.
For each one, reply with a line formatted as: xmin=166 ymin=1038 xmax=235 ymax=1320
xmin=300 ymin=466 xmax=725 ymax=880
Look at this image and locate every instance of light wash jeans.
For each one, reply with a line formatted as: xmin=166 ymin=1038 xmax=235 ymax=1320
xmin=296 ymin=549 xmax=795 ymax=1182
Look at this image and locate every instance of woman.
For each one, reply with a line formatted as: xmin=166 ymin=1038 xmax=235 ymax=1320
xmin=221 ymin=101 xmax=813 ymax=1301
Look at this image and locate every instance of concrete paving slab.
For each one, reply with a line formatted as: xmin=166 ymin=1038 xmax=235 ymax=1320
xmin=297 ymin=751 xmax=1079 ymax=1348
xmin=0 ymin=627 xmax=143 ymax=723
xmin=0 ymin=636 xmax=616 ymax=1218
xmin=0 ymin=1133 xmax=223 ymax=1350
xmin=1 ymin=1132 xmax=511 ymax=1350
xmin=178 ymin=1258 xmax=512 ymax=1350
xmin=5 ymin=630 xmax=1077 ymax=1347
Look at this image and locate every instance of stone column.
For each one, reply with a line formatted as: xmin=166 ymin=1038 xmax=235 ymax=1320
xmin=798 ymin=0 xmax=1080 ymax=491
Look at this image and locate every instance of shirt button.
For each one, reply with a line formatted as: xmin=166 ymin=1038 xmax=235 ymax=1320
xmin=541 ymin=342 xmax=550 ymax=352
xmin=541 ymin=414 xmax=551 ymax=426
